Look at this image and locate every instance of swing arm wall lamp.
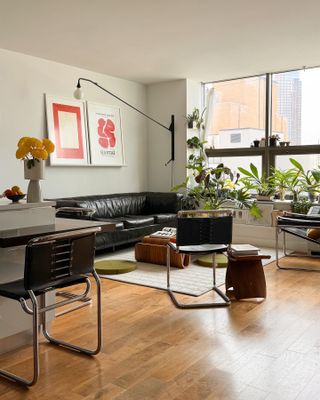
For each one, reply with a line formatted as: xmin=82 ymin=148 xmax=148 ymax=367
xmin=74 ymin=78 xmax=175 ymax=165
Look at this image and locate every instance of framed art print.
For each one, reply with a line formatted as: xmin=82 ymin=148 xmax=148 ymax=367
xmin=86 ymin=102 xmax=125 ymax=166
xmin=45 ymin=95 xmax=89 ymax=165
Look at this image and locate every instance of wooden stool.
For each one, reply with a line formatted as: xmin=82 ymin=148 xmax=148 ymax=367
xmin=226 ymin=252 xmax=271 ymax=300
xmin=135 ymin=236 xmax=190 ymax=268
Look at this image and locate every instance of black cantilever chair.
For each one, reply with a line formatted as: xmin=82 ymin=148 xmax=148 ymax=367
xmin=0 ymin=227 xmax=102 ymax=387
xmin=167 ymin=209 xmax=233 ymax=309
xmin=276 ymin=208 xmax=320 ymax=271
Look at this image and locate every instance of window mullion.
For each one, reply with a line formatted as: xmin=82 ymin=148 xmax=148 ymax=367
xmin=264 ymin=73 xmax=272 ymax=176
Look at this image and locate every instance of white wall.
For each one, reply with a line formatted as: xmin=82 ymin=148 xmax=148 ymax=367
xmin=187 ymin=80 xmax=202 ymax=116
xmin=0 ymin=48 xmax=148 ymax=198
xmin=147 ymin=80 xmax=188 ymax=191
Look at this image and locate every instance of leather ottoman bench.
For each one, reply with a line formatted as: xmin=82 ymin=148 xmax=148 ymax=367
xmin=134 ymin=236 xmax=190 ymax=268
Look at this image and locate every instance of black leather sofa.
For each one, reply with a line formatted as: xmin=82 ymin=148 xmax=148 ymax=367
xmin=53 ymin=192 xmax=182 ymax=251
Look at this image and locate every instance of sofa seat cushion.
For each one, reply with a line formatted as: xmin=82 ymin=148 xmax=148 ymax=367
xmin=93 ymin=217 xmax=125 ymax=231
xmin=123 ymin=216 xmax=155 ymax=229
xmin=152 ymin=213 xmax=177 ymax=224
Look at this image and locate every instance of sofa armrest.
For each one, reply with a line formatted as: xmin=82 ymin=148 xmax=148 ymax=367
xmin=55 ymin=207 xmax=96 ymax=219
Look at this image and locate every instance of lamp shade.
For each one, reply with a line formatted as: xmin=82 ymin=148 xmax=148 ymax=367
xmin=74 ymin=87 xmax=84 ymax=99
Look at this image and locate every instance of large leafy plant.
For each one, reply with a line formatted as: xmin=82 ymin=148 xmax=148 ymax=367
xmin=238 ymin=163 xmax=276 ymax=197
xmin=172 ymin=160 xmax=261 ymax=217
xmin=272 ymin=166 xmax=300 ymax=200
xmin=289 ymin=158 xmax=320 ymax=200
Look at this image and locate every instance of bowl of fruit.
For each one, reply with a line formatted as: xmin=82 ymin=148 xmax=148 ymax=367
xmin=3 ymin=186 xmax=25 ymax=203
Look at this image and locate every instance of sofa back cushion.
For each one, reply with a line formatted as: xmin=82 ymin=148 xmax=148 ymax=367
xmin=54 ymin=192 xmax=182 ymax=219
xmin=144 ymin=192 xmax=182 ymax=214
xmin=73 ymin=194 xmax=147 ymax=218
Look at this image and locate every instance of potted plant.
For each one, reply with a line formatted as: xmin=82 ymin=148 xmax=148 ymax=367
xmin=269 ymin=134 xmax=280 ymax=147
xmin=253 ymin=139 xmax=260 ymax=148
xmin=186 ymin=107 xmax=206 ymax=130
xmin=238 ymin=163 xmax=276 ymax=200
xmin=187 ymin=136 xmax=206 ymax=149
xmin=291 ymin=198 xmax=312 ymax=214
xmin=289 ymin=158 xmax=320 ymax=203
xmin=187 ymin=108 xmax=200 ymax=129
xmin=272 ymin=166 xmax=300 ymax=201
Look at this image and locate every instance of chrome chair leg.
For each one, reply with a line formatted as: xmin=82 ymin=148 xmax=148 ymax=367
xmin=55 ymin=290 xmax=92 ymax=317
xmin=166 ymin=246 xmax=230 ymax=309
xmin=42 ymin=272 xmax=102 ymax=356
xmin=0 ymin=291 xmax=40 ymax=387
xmin=276 ymin=229 xmax=320 ymax=272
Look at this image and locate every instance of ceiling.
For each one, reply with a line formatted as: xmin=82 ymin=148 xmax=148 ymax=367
xmin=0 ymin=0 xmax=320 ymax=84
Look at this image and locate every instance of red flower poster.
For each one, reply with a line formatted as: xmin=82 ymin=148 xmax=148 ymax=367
xmin=87 ymin=103 xmax=125 ymax=166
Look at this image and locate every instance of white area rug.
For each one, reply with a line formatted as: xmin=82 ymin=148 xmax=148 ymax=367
xmin=96 ymin=247 xmax=282 ymax=297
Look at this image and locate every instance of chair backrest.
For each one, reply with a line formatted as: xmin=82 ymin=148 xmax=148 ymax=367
xmin=24 ymin=227 xmax=100 ymax=291
xmin=176 ymin=210 xmax=233 ymax=246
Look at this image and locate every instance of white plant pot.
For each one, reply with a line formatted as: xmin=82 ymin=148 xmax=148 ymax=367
xmin=256 ymin=195 xmax=272 ymax=201
xmin=24 ymin=159 xmax=44 ymax=180
xmin=24 ymin=159 xmax=44 ymax=203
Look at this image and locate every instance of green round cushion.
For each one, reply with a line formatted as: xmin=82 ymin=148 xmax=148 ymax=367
xmin=196 ymin=253 xmax=228 ymax=268
xmin=94 ymin=260 xmax=137 ymax=275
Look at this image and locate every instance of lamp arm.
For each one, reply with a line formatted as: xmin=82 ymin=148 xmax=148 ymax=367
xmin=77 ymin=78 xmax=175 ymax=164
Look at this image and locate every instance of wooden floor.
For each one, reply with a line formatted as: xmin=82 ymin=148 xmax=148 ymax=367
xmin=1 ymin=256 xmax=320 ymax=399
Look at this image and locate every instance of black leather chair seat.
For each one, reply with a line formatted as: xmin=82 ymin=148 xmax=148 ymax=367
xmin=123 ymin=216 xmax=155 ymax=228
xmin=169 ymin=242 xmax=228 ymax=254
xmin=0 ymin=275 xmax=87 ymax=301
xmin=281 ymin=227 xmax=320 ymax=244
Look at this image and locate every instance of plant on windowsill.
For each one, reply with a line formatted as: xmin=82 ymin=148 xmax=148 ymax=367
xmin=238 ymin=163 xmax=276 ymax=201
xmin=291 ymin=198 xmax=313 ymax=214
xmin=172 ymin=139 xmax=261 ymax=218
xmin=289 ymin=158 xmax=320 ymax=203
xmin=269 ymin=134 xmax=280 ymax=147
xmin=272 ymin=166 xmax=300 ymax=201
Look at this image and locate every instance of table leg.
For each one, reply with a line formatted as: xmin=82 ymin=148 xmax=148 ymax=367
xmin=226 ymin=259 xmax=267 ymax=300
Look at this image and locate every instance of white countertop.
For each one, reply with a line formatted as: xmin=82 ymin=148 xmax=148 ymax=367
xmin=0 ymin=199 xmax=56 ymax=211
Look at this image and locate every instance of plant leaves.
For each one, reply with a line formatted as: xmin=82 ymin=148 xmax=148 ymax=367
xmin=290 ymin=158 xmax=304 ymax=172
xmin=249 ymin=202 xmax=263 ymax=219
xmin=250 ymin=163 xmax=259 ymax=179
xmin=238 ymin=167 xmax=255 ymax=179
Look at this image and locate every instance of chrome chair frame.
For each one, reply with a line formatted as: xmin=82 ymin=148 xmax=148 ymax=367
xmin=166 ymin=209 xmax=232 ymax=309
xmin=55 ymin=207 xmax=97 ymax=315
xmin=0 ymin=228 xmax=102 ymax=387
xmin=276 ymin=212 xmax=320 ymax=272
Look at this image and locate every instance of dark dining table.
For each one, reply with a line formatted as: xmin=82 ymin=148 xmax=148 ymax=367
xmin=0 ymin=217 xmax=115 ymax=248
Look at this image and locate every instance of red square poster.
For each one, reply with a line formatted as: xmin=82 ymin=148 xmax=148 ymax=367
xmin=46 ymin=95 xmax=89 ymax=165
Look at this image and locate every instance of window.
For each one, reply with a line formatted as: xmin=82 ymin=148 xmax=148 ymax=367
xmin=204 ymin=76 xmax=266 ymax=149
xmin=275 ymin=154 xmax=320 ymax=171
xmin=272 ymin=69 xmax=320 ymax=145
xmin=204 ymin=67 xmax=320 ymax=175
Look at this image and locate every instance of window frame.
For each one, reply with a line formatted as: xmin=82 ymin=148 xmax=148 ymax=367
xmin=203 ymin=69 xmax=320 ymax=175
